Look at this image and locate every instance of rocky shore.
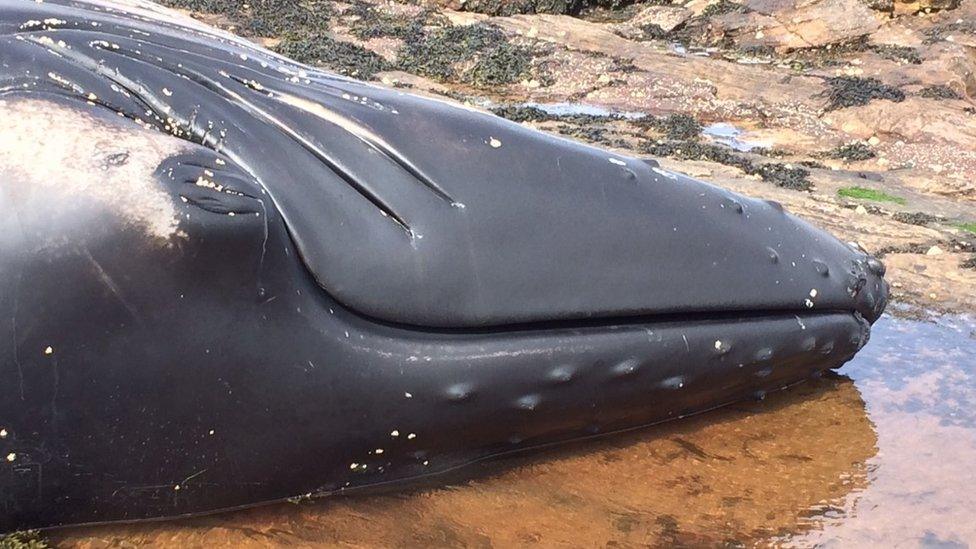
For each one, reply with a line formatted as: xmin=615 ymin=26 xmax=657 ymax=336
xmin=164 ymin=0 xmax=976 ymax=316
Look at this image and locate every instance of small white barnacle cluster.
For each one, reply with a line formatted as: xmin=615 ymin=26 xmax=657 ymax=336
xmin=88 ymin=39 xmax=120 ymax=50
xmin=804 ymin=288 xmax=818 ymax=308
xmin=20 ymin=18 xmax=66 ymax=31
xmin=46 ymin=71 xmax=83 ymax=94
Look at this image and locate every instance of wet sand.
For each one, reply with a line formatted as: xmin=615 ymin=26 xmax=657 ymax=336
xmin=51 ymin=314 xmax=976 ymax=547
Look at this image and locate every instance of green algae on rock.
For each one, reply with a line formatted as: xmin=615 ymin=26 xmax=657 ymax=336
xmin=838 ymin=186 xmax=907 ymax=205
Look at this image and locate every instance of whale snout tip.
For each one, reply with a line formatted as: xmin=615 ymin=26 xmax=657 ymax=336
xmin=850 ymin=252 xmax=889 ymax=325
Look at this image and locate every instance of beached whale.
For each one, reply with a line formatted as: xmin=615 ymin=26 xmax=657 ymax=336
xmin=0 ymin=0 xmax=888 ymax=531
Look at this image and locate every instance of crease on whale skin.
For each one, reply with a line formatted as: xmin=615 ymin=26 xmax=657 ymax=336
xmin=0 ymin=97 xmax=186 ymax=242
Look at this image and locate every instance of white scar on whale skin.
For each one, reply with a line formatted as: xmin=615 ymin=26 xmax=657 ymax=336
xmin=0 ymin=97 xmax=185 ymax=241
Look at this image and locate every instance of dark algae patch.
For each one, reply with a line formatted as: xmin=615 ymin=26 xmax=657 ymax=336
xmin=0 ymin=531 xmax=48 ymax=549
xmin=700 ymin=0 xmax=749 ymax=17
xmin=917 ymin=85 xmax=962 ymax=100
xmin=829 ymin=142 xmax=876 ymax=162
xmin=162 ymin=0 xmax=537 ymax=85
xmin=274 ymin=34 xmax=391 ymax=78
xmin=346 ymin=3 xmax=426 ymax=40
xmin=821 ymin=76 xmax=905 ymax=110
xmin=871 ymin=44 xmax=923 ymax=65
xmin=642 ymin=140 xmax=812 ymax=191
xmin=636 ymin=113 xmax=703 ymax=141
xmin=160 ymin=0 xmax=333 ymax=36
xmin=454 ymin=0 xmax=584 ymax=16
xmin=837 ymin=186 xmax=907 ymax=205
xmin=893 ymin=212 xmax=941 ymax=226
xmin=397 ymin=23 xmax=535 ymax=85
xmin=160 ymin=0 xmax=391 ymax=78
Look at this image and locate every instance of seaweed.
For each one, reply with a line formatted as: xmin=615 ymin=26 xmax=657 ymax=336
xmin=274 ymin=33 xmax=391 ymax=79
xmin=641 ymin=140 xmax=812 ymax=190
xmin=0 ymin=532 xmax=47 ymax=549
xmin=158 ymin=0 xmax=399 ymax=77
xmin=490 ymin=105 xmax=623 ymax=126
xmin=875 ymin=242 xmax=933 ymax=257
xmin=893 ymin=212 xmax=941 ymax=226
xmin=748 ymin=162 xmax=812 ymax=191
xmin=457 ymin=0 xmax=583 ymax=16
xmin=870 ymin=44 xmax=922 ymax=65
xmin=821 ymin=76 xmax=905 ymax=110
xmin=797 ymin=159 xmax=828 ymax=169
xmin=861 ymin=0 xmax=894 ymax=11
xmin=635 ymin=113 xmax=703 ymax=140
xmin=556 ymin=124 xmax=612 ymax=144
xmin=434 ymin=0 xmax=645 ymax=17
xmin=491 ymin=105 xmax=554 ymax=122
xmin=701 ymin=0 xmax=749 ymax=17
xmin=918 ymin=85 xmax=962 ymax=100
xmin=160 ymin=0 xmax=333 ymax=37
xmin=396 ymin=23 xmax=534 ymax=85
xmin=466 ymin=43 xmax=534 ymax=86
xmin=346 ymin=3 xmax=426 ymax=40
xmin=829 ymin=142 xmax=876 ymax=161
xmin=837 ymin=186 xmax=906 ymax=204
xmin=923 ymin=21 xmax=976 ymax=44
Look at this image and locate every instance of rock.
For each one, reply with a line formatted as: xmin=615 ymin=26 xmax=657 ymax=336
xmin=633 ymin=5 xmax=693 ymax=31
xmin=927 ymin=245 xmax=944 ymax=255
xmin=712 ymin=0 xmax=882 ymax=51
xmin=856 ymin=204 xmax=870 ymax=214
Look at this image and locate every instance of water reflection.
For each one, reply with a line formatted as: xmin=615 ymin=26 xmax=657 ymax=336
xmin=785 ymin=314 xmax=976 ymax=547
xmin=54 ymin=315 xmax=975 ymax=547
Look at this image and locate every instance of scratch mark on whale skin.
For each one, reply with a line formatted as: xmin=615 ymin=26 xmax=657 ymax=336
xmin=80 ymin=245 xmax=143 ymax=324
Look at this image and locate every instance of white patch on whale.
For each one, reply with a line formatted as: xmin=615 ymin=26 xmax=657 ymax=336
xmin=0 ymin=97 xmax=185 ymax=241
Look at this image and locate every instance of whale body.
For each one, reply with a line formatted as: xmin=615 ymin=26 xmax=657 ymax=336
xmin=0 ymin=0 xmax=887 ymax=531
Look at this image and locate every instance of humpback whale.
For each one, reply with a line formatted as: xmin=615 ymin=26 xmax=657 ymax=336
xmin=0 ymin=0 xmax=888 ymax=531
